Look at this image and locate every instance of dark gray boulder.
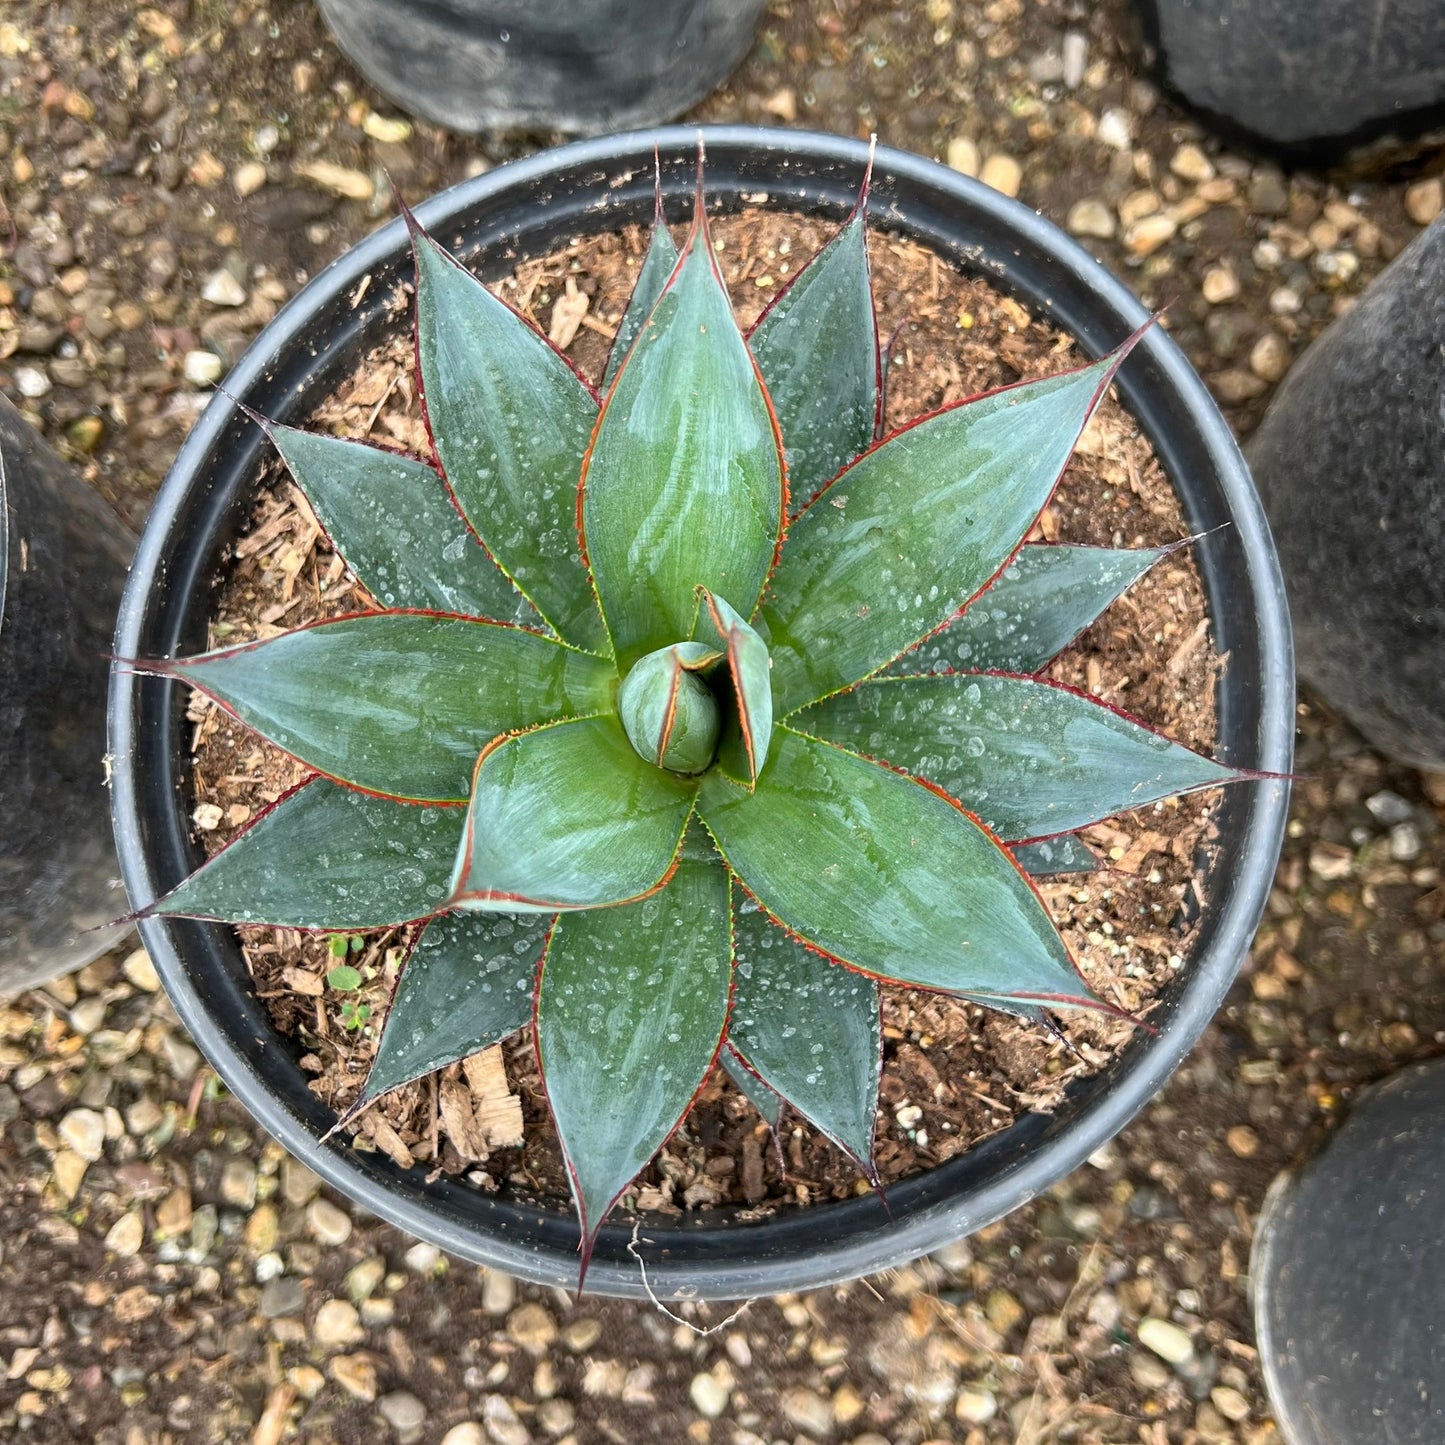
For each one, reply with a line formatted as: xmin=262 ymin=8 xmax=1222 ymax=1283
xmin=1253 ymin=1060 xmax=1445 ymax=1445
xmin=1133 ymin=0 xmax=1445 ymax=166
xmin=1246 ymin=217 xmax=1445 ymax=770
xmin=0 ymin=398 xmax=133 ymax=991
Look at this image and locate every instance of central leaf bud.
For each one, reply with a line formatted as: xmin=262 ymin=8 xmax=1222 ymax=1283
xmin=618 ymin=642 xmax=722 ymax=774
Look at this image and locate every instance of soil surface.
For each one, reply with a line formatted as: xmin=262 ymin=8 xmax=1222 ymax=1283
xmin=185 ymin=209 xmax=1220 ymax=1216
xmin=2 ymin=2 xmax=1443 ymax=1444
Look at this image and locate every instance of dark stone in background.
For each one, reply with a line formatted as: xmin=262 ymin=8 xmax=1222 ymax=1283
xmin=1132 ymin=0 xmax=1445 ymax=167
xmin=1246 ymin=217 xmax=1445 ymax=770
xmin=0 ymin=397 xmax=133 ymax=991
xmin=316 ymin=0 xmax=768 ymax=137
xmin=1252 ymin=1060 xmax=1445 ymax=1444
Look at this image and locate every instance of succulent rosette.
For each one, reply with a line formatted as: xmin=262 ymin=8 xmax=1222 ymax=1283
xmin=135 ymin=155 xmax=1249 ymax=1275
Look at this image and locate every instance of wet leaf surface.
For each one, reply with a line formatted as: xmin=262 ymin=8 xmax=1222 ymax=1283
xmin=165 ymin=614 xmax=614 ymax=803
xmin=794 ymin=673 xmax=1239 ymax=842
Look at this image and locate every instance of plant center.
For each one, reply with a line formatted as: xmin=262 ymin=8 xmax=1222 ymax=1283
xmin=617 ymin=642 xmax=723 ymax=775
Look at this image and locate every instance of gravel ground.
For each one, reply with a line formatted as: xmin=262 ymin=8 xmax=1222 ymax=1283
xmin=2 ymin=3 xmax=1443 ymax=1442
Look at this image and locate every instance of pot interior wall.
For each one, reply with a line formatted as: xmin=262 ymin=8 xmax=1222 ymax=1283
xmin=114 ymin=131 xmax=1290 ymax=1298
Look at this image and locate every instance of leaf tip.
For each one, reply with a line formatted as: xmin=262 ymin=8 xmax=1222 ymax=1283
xmin=652 ymin=143 xmax=666 ymax=229
xmin=572 ymin=1225 xmax=601 ymax=1294
xmin=388 ymin=172 xmax=422 ymax=240
xmin=866 ymin=1169 xmax=892 ymax=1218
xmin=560 ymin=1152 xmax=610 ymax=1296
xmin=96 ymin=898 xmax=158 ymax=932
xmin=690 ymin=133 xmax=713 ymax=250
xmin=1101 ymin=310 xmax=1165 ymax=387
xmin=320 ymin=1100 xmax=367 ymax=1143
xmin=858 ymin=133 xmax=878 ymax=213
xmin=225 ymin=390 xmax=274 ymax=437
xmin=1037 ymin=1010 xmax=1086 ymax=1060
xmin=1159 ymin=521 xmax=1231 ymax=561
xmin=112 ymin=652 xmax=182 ymax=681
xmin=1015 ymin=988 xmax=1152 ymax=1032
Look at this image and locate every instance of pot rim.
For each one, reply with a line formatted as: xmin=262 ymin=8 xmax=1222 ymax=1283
xmin=109 ymin=125 xmax=1294 ymax=1300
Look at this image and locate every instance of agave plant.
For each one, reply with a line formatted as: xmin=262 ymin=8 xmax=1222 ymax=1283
xmin=134 ymin=154 xmax=1250 ymax=1276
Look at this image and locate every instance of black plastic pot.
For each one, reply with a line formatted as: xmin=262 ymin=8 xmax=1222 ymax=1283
xmin=1252 ymin=1060 xmax=1445 ymax=1444
xmin=1130 ymin=0 xmax=1445 ymax=169
xmin=1247 ymin=216 xmax=1445 ymax=770
xmin=109 ymin=127 xmax=1294 ymax=1300
xmin=316 ymin=0 xmax=767 ymax=136
xmin=1 ymin=396 xmax=133 ymax=991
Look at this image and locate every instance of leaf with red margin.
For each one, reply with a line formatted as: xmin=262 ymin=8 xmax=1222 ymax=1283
xmin=748 ymin=153 xmax=880 ymax=507
xmin=790 ymin=672 xmax=1241 ymax=842
xmin=696 ymin=588 xmax=773 ymax=787
xmin=697 ymin=726 xmax=1098 ymax=1004
xmin=259 ymin=418 xmax=539 ymax=626
xmin=147 ymin=613 xmax=614 ymax=804
xmin=728 ymin=895 xmax=880 ymax=1174
xmin=761 ymin=334 xmax=1145 ymax=715
xmin=450 ymin=713 xmax=697 ymax=913
xmin=536 ymin=851 xmax=731 ymax=1280
xmin=579 ymin=168 xmax=786 ymax=673
xmin=343 ymin=910 xmax=548 ymax=1114
xmin=152 ymin=777 xmax=461 ymax=928
xmin=601 ymin=162 xmax=680 ymax=393
xmin=407 ymin=208 xmax=608 ymax=654
xmin=885 ymin=541 xmax=1175 ymax=677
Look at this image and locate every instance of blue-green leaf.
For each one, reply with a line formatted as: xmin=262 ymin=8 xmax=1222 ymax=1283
xmin=262 ymin=420 xmax=537 ymax=625
xmin=729 ymin=896 xmax=880 ymax=1170
xmin=450 ymin=714 xmax=696 ymax=913
xmin=761 ymin=346 xmax=1133 ymax=714
xmin=580 ymin=187 xmax=786 ymax=672
xmin=696 ymin=589 xmax=773 ymax=787
xmin=793 ymin=672 xmax=1238 ymax=842
xmin=152 ymin=779 xmax=460 ymax=928
xmin=347 ymin=910 xmax=547 ymax=1109
xmin=409 ymin=212 xmax=606 ymax=652
xmin=699 ymin=728 xmax=1095 ymax=1006
xmin=602 ymin=180 xmax=680 ymax=393
xmin=537 ymin=854 xmax=732 ymax=1272
xmin=887 ymin=542 xmax=1172 ymax=676
xmin=748 ymin=176 xmax=879 ymax=505
xmin=156 ymin=613 xmax=614 ymax=803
